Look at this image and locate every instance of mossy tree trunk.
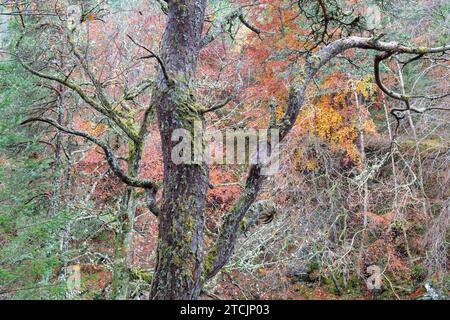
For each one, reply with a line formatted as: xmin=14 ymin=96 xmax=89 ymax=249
xmin=110 ymin=141 xmax=143 ymax=299
xmin=110 ymin=187 xmax=135 ymax=299
xmin=149 ymin=0 xmax=209 ymax=300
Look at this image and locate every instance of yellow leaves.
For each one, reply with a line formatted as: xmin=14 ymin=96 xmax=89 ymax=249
xmin=314 ymin=104 xmax=343 ymax=140
xmin=302 ymin=103 xmax=358 ymax=160
xmin=354 ymin=76 xmax=376 ymax=100
xmin=363 ymin=119 xmax=378 ymax=136
xmin=329 ymin=124 xmax=360 ymax=163
xmin=305 ymin=159 xmax=317 ymax=171
xmin=293 ymin=148 xmax=318 ymax=172
xmin=297 ymin=74 xmax=378 ymax=164
xmin=331 ymin=126 xmax=357 ymax=145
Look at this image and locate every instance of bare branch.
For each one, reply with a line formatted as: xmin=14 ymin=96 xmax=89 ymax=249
xmin=20 ymin=117 xmax=159 ymax=191
xmin=200 ymin=8 xmax=275 ymax=48
xmin=127 ymin=34 xmax=171 ymax=85
xmin=14 ymin=26 xmax=140 ymax=143
xmin=199 ymin=9 xmax=241 ymax=48
xmin=238 ymin=13 xmax=262 ymax=39
xmin=201 ymin=95 xmax=234 ymax=114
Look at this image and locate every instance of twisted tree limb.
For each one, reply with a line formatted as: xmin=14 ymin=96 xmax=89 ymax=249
xmin=21 ymin=117 xmax=159 ymax=191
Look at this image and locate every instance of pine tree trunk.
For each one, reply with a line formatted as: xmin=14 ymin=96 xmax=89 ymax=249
xmin=149 ymin=0 xmax=209 ymax=300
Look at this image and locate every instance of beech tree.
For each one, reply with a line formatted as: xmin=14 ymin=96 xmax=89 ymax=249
xmin=5 ymin=0 xmax=449 ymax=299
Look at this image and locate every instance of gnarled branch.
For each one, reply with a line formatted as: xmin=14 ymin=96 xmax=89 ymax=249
xmin=14 ymin=26 xmax=140 ymax=143
xmin=21 ymin=117 xmax=159 ymax=191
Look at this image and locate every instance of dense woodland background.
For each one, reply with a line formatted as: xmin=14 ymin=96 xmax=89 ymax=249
xmin=0 ymin=0 xmax=448 ymax=300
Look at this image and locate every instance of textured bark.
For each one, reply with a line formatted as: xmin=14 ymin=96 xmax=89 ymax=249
xmin=149 ymin=0 xmax=209 ymax=300
xmin=110 ymin=140 xmax=146 ymax=299
xmin=110 ymin=187 xmax=135 ymax=300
